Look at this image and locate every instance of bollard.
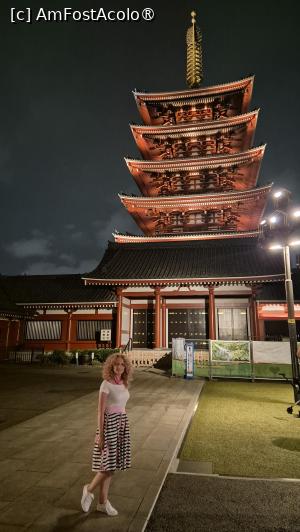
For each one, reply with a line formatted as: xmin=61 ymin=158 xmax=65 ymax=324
xmin=75 ymin=352 xmax=79 ymax=366
xmin=91 ymin=352 xmax=94 ymax=365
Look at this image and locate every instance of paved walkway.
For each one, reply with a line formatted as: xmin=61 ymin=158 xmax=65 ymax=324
xmin=0 ymin=369 xmax=202 ymax=532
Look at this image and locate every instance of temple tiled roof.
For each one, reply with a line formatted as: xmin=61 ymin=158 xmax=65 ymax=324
xmin=0 ymin=274 xmax=116 ymax=308
xmin=84 ymin=238 xmax=284 ymax=285
xmin=0 ymin=279 xmax=33 ymax=318
xmin=257 ymin=271 xmax=300 ymax=301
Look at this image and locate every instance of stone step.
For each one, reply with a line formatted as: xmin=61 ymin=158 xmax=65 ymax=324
xmin=126 ymin=349 xmax=171 ymax=367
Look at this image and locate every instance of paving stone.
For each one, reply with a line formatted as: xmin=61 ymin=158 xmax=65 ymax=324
xmin=74 ymin=513 xmax=130 ymax=532
xmin=109 ymin=468 xmax=156 ymax=497
xmin=0 ymin=471 xmax=46 ymax=502
xmin=53 ymin=481 xmax=84 ymax=511
xmin=131 ymin=449 xmax=165 ymax=471
xmin=128 ymin=515 xmax=149 ymax=532
xmin=130 ymin=438 xmax=144 ymax=455
xmin=0 ymin=524 xmax=25 ymax=532
xmin=131 ymin=427 xmax=154 ymax=440
xmin=20 ymin=454 xmax=69 ymax=474
xmin=0 ymin=428 xmax=30 ymax=443
xmin=142 ymin=434 xmax=173 ymax=451
xmin=0 ymin=501 xmax=10 ymax=511
xmin=28 ymin=506 xmax=80 ymax=532
xmin=0 ymin=444 xmax=23 ymax=460
xmin=69 ymin=447 xmax=92 ymax=465
xmin=107 ymin=493 xmax=144 ymax=516
xmin=0 ymin=459 xmax=29 ymax=481
xmin=22 ymin=486 xmax=65 ymax=504
xmin=0 ymin=500 xmax=45 ymax=526
xmin=12 ymin=442 xmax=53 ymax=461
xmin=37 ymin=463 xmax=87 ymax=490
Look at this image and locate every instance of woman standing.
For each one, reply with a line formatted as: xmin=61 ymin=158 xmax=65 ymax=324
xmin=81 ymin=353 xmax=132 ymax=516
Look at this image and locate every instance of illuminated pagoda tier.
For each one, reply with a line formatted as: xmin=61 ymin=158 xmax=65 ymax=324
xmin=130 ymin=111 xmax=258 ymax=161
xmin=125 ymin=146 xmax=266 ymax=197
xmin=133 ymin=76 xmax=254 ymax=126
xmin=119 ymin=185 xmax=271 ymax=236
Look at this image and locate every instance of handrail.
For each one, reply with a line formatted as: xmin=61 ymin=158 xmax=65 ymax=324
xmin=122 ymin=337 xmax=133 ymax=353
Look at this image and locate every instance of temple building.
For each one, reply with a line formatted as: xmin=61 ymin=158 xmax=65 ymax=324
xmin=1 ymin=12 xmax=298 ymax=356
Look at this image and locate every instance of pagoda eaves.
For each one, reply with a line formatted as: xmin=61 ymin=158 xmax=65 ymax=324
xmin=126 ymin=145 xmax=266 ymax=197
xmin=132 ymin=110 xmax=259 ymax=160
xmin=133 ymin=76 xmax=254 ymax=101
xmin=131 ymin=110 xmax=259 ymax=135
xmin=125 ymin=145 xmax=265 ymax=171
xmin=134 ymin=76 xmax=254 ymax=126
xmin=119 ymin=185 xmax=271 ymax=208
xmin=119 ymin=185 xmax=271 ymax=236
xmin=113 ymin=230 xmax=260 ymax=244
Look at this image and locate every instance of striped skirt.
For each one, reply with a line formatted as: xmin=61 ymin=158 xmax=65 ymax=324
xmin=92 ymin=412 xmax=131 ymax=472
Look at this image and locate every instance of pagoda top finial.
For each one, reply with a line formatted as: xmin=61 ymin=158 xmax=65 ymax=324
xmin=186 ymin=9 xmax=203 ymax=89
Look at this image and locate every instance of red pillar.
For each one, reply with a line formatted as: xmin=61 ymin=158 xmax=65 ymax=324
xmin=154 ymin=287 xmax=161 ymax=349
xmin=250 ymin=287 xmax=260 ymax=340
xmin=16 ymin=320 xmax=21 ymax=345
xmin=116 ymin=288 xmax=123 ymax=348
xmin=5 ymin=320 xmax=11 ymax=352
xmin=19 ymin=319 xmax=26 ymax=346
xmin=66 ymin=311 xmax=72 ymax=351
xmin=208 ymin=286 xmax=216 ymax=340
xmin=162 ymin=298 xmax=166 ymax=348
xmin=258 ymin=318 xmax=265 ymax=341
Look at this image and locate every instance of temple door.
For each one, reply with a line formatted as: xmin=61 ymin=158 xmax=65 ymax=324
xmin=132 ymin=309 xmax=154 ymax=348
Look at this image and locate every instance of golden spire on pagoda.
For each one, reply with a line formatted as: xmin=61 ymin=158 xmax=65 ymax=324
xmin=186 ymin=10 xmax=203 ymax=88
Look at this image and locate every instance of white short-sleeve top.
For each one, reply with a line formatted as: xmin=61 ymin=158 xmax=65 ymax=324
xmin=100 ymin=380 xmax=130 ymax=413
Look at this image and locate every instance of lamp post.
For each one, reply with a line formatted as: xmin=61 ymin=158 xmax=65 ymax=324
xmin=260 ymin=189 xmax=300 ymax=402
xmin=282 ymin=244 xmax=300 ymax=402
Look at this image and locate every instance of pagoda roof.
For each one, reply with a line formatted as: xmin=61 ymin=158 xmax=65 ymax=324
xmin=131 ymin=110 xmax=259 ymax=137
xmin=125 ymin=145 xmax=266 ymax=173
xmin=120 ymin=185 xmax=271 ymax=236
xmin=126 ymin=146 xmax=265 ymax=197
xmin=0 ymin=274 xmax=116 ymax=309
xmin=113 ymin=230 xmax=260 ymax=244
xmin=83 ymin=237 xmax=284 ymax=286
xmin=119 ymin=184 xmax=271 ymax=210
xmin=133 ymin=76 xmax=254 ymax=102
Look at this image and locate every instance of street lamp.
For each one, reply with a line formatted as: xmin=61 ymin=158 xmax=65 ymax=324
xmin=260 ymin=188 xmax=300 ymax=402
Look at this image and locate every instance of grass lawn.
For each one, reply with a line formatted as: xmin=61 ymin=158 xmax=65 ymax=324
xmin=180 ymin=381 xmax=300 ymax=478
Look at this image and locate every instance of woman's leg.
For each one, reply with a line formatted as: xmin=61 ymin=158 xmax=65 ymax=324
xmin=98 ymin=471 xmax=114 ymax=503
xmin=87 ymin=471 xmax=104 ymax=492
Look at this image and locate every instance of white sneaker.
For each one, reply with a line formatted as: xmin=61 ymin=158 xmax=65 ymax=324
xmin=97 ymin=500 xmax=118 ymax=516
xmin=81 ymin=484 xmax=94 ymax=512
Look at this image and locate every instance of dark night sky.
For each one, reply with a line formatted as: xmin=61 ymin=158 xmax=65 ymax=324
xmin=1 ymin=0 xmax=300 ymax=275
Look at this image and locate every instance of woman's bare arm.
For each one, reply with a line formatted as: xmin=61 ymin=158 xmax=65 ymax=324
xmin=96 ymin=391 xmax=107 ymax=449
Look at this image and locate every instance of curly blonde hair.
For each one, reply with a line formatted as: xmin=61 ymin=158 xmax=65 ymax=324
xmin=102 ymin=353 xmax=132 ymax=388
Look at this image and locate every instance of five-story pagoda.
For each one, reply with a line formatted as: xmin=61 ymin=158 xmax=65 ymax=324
xmin=84 ymin=12 xmax=284 ymax=350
